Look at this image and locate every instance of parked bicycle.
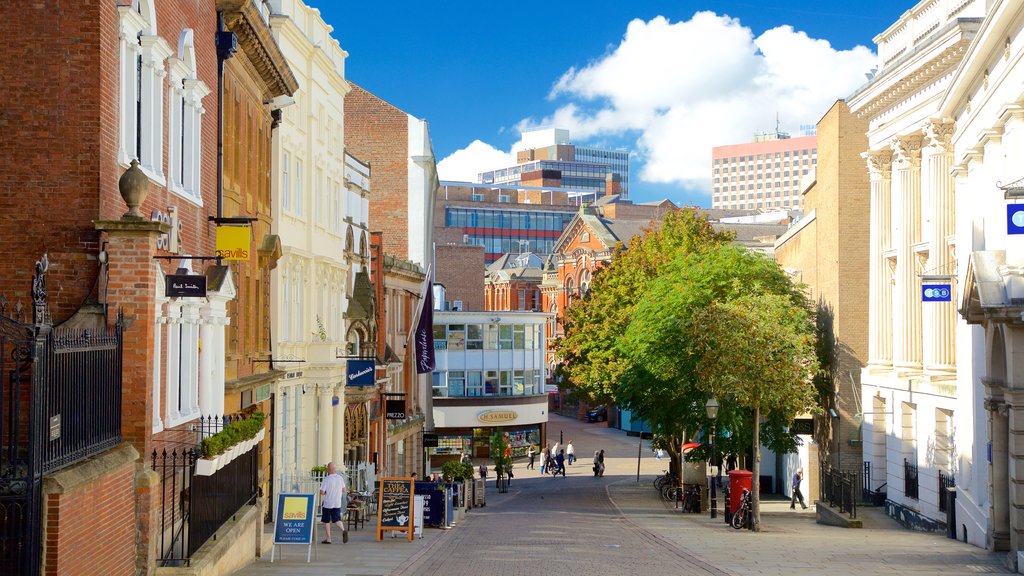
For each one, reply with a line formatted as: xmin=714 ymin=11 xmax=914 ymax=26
xmin=730 ymin=487 xmax=752 ymax=529
xmin=679 ymin=484 xmax=701 ymax=513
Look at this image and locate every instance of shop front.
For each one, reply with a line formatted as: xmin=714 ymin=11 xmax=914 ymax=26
xmin=430 ymin=395 xmax=548 ymax=465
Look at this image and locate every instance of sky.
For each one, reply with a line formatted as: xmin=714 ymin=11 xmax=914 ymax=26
xmin=314 ymin=1 xmax=913 ymax=207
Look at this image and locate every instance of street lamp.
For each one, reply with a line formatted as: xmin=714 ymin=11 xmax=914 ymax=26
xmin=705 ymin=394 xmax=720 ymax=519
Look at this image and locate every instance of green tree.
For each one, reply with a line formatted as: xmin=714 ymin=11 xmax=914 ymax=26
xmin=619 ymin=244 xmax=812 ymax=484
xmin=689 ymin=292 xmax=818 ymax=531
xmin=490 ymin=433 xmax=510 ymax=483
xmin=556 ymin=208 xmax=733 ymax=405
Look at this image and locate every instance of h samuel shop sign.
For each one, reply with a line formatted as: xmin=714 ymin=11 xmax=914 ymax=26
xmin=477 ymin=410 xmax=517 ymax=424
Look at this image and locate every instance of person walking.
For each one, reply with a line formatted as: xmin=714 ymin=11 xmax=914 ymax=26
xmin=319 ymin=462 xmax=349 ymax=544
xmin=596 ymin=449 xmax=605 ymax=477
xmin=593 ymin=450 xmax=601 ymax=476
xmin=554 ymin=449 xmax=566 ymax=477
xmin=479 ymin=463 xmax=488 ymax=481
xmin=539 ymin=446 xmax=548 ymax=474
xmin=790 ymin=467 xmax=808 ymax=509
xmin=566 ymin=440 xmax=575 ymax=465
xmin=527 ymin=444 xmax=537 ymax=470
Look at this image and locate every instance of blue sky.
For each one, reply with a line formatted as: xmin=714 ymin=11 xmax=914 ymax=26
xmin=315 ymin=1 xmax=913 ymax=206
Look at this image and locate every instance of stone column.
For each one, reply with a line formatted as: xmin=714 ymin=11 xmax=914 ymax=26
xmin=319 ymin=386 xmax=334 ymax=466
xmin=333 ymin=386 xmax=346 ymax=466
xmin=865 ymin=150 xmax=893 ymax=366
xmin=891 ymin=136 xmax=923 ymax=370
xmin=198 ymin=313 xmax=214 ymax=416
xmin=923 ymin=121 xmax=957 ymax=373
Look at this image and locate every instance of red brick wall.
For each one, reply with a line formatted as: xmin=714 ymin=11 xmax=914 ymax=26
xmin=345 ymin=84 xmax=411 ymax=259
xmin=435 ymin=244 xmax=484 ymax=311
xmin=42 ymin=455 xmax=137 ymax=576
xmin=0 ymin=1 xmax=218 ymax=323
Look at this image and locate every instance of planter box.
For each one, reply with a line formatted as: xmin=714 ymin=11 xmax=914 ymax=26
xmin=195 ymin=428 xmax=265 ymax=476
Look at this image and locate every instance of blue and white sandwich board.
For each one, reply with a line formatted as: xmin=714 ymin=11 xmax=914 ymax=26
xmin=272 ymin=493 xmax=316 ymax=563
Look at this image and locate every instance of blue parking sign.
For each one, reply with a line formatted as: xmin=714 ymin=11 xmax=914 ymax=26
xmin=922 ymin=284 xmax=952 ymax=302
xmin=1008 ymin=205 xmax=1024 ymax=234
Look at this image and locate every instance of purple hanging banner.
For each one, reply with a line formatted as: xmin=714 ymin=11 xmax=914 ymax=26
xmin=414 ymin=281 xmax=435 ymax=374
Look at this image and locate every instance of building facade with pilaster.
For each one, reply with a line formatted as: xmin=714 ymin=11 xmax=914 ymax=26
xmin=267 ymin=0 xmax=363 ymax=504
xmin=848 ymin=0 xmax=985 ymax=545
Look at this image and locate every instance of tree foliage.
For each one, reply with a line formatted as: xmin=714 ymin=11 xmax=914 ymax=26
xmin=555 ymin=209 xmax=733 ymax=403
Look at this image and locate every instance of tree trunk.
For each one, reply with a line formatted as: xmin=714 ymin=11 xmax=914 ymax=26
xmin=751 ymin=404 xmax=761 ymax=531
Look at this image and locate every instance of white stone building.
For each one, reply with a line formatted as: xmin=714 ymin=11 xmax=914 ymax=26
xmin=847 ymin=0 xmax=986 ymax=543
xmin=267 ymin=0 xmax=372 ymax=500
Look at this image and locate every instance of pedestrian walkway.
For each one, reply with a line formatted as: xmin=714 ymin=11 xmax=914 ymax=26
xmin=235 ymin=413 xmax=1014 ymax=575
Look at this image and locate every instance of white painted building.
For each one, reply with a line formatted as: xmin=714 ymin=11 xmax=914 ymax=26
xmin=430 ymin=310 xmax=551 ymax=464
xmin=848 ymin=0 xmax=987 ymax=546
xmin=267 ymin=0 xmax=373 ymax=500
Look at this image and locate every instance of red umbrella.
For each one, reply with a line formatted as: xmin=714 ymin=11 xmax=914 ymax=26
xmin=681 ymin=442 xmax=701 ymax=453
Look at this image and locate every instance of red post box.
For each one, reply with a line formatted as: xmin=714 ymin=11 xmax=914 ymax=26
xmin=728 ymin=469 xmax=753 ymax=514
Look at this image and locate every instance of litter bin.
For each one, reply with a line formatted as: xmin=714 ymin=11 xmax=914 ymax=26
xmin=728 ymin=469 xmax=753 ymax=517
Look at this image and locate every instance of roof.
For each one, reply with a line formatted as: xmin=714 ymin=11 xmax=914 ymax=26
xmin=713 ymin=222 xmax=789 ymax=243
xmin=345 ymin=269 xmax=376 ymax=320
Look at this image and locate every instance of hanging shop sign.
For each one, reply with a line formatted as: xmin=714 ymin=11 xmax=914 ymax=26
xmin=477 ymin=410 xmax=518 ymax=424
xmin=922 ymin=284 xmax=952 ymax=302
xmin=215 ymin=225 xmax=250 ymax=260
xmin=386 ymin=399 xmax=407 ymax=420
xmin=346 ymin=359 xmax=375 ymax=387
xmin=1008 ymin=204 xmax=1024 ymax=235
xmin=422 ymin=433 xmax=439 ymax=448
xmin=166 ymin=274 xmax=207 ymax=298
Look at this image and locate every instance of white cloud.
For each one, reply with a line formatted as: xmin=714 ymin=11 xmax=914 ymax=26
xmin=436 ymin=140 xmax=517 ymax=182
xmin=436 ymin=12 xmax=876 ymax=198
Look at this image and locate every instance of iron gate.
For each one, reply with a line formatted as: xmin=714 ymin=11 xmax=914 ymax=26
xmin=0 ymin=255 xmax=123 ymax=574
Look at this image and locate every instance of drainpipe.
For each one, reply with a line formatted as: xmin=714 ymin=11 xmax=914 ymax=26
xmin=215 ymin=13 xmax=238 ymax=221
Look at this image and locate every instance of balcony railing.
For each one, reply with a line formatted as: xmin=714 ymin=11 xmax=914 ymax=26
xmin=938 ymin=470 xmax=955 ymax=512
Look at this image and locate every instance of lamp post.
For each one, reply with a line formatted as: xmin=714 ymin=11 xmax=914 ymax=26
xmin=705 ymin=394 xmax=720 ymax=519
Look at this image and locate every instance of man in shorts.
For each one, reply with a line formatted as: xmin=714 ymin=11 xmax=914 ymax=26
xmin=319 ymin=461 xmax=349 ymax=544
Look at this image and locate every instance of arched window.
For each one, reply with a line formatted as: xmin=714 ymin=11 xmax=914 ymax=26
xmin=565 ymin=277 xmax=575 ymax=307
xmin=168 ymin=29 xmax=210 ymax=204
xmin=578 ymin=268 xmax=592 ymax=296
xmin=347 ymin=326 xmax=366 ymax=356
xmin=345 ymin=226 xmax=354 ymax=253
xmin=117 ymin=0 xmax=172 ymax=179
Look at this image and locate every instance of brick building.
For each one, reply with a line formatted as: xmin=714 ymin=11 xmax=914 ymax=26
xmin=484 ymin=252 xmax=545 ymax=312
xmin=774 ymin=99 xmax=870 ymax=504
xmin=0 ymin=1 xmax=295 ymax=573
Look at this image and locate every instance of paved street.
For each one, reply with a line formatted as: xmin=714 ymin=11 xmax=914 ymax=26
xmin=241 ymin=414 xmax=1013 ymax=576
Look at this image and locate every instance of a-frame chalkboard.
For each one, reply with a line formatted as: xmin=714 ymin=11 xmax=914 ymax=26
xmin=376 ymin=477 xmax=415 ymax=541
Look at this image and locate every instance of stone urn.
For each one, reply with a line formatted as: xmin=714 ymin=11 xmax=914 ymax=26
xmin=118 ymin=159 xmax=149 ymax=218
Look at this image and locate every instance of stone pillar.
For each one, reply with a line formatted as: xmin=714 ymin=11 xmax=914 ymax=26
xmin=923 ymin=121 xmax=957 ymax=373
xmin=333 ymin=386 xmax=346 ymax=470
xmin=198 ymin=312 xmax=214 ymax=416
xmin=94 ymin=219 xmax=169 ymax=456
xmin=891 ymin=136 xmax=923 ymax=370
xmin=319 ymin=386 xmax=334 ymax=466
xmin=865 ymin=150 xmax=893 ymax=366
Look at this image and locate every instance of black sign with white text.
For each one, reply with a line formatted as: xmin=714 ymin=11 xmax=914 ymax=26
xmin=386 ymin=399 xmax=406 ymax=420
xmin=166 ymin=274 xmax=207 ymax=298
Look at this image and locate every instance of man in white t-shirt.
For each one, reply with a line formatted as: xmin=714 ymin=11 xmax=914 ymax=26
xmin=319 ymin=462 xmax=349 ymax=544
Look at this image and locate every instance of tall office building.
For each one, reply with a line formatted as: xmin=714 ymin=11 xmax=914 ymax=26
xmin=479 ymin=128 xmax=631 ymax=199
xmin=711 ymin=132 xmax=817 ymax=210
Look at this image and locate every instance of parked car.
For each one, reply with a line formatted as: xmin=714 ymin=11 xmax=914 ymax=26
xmin=586 ymin=405 xmax=607 ymax=422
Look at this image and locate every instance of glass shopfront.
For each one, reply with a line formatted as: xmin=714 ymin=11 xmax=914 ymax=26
xmin=428 ymin=425 xmax=542 ymax=460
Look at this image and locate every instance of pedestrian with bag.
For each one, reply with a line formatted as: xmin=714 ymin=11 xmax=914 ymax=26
xmin=319 ymin=462 xmax=349 ymax=544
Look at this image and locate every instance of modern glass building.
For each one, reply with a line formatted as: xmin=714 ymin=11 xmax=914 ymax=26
xmin=429 ymin=311 xmax=551 ymax=463
xmin=444 ymin=205 xmax=576 ymax=258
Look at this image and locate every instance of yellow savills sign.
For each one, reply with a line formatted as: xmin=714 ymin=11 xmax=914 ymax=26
xmin=216 ymin=225 xmax=250 ymax=260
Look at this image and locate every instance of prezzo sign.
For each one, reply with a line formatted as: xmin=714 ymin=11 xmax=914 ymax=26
xmin=477 ymin=410 xmax=518 ymax=424
xmin=346 ymin=359 xmax=375 ymax=387
xmin=386 ymin=399 xmax=406 ymax=420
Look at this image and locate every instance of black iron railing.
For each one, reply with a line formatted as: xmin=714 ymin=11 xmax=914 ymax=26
xmin=42 ymin=317 xmax=123 ymax=473
xmin=904 ymin=459 xmax=919 ymax=500
xmin=152 ymin=435 xmax=259 ymax=565
xmin=195 ymin=412 xmax=249 ymax=440
xmin=939 ymin=470 xmax=955 ymax=513
xmin=821 ymin=466 xmax=857 ymax=519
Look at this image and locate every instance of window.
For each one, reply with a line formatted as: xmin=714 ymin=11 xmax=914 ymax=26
xmin=448 ymin=371 xmax=465 ymax=397
xmin=467 ymin=372 xmax=484 ymax=396
xmin=118 ymin=1 xmax=173 ymax=179
xmin=316 ymin=167 xmax=324 ymax=226
xmin=167 ymin=30 xmax=209 ymax=204
xmin=466 ymin=324 xmax=483 ymax=349
xmin=282 ymin=152 xmax=291 ymax=210
xmin=295 ymin=159 xmax=304 ymax=217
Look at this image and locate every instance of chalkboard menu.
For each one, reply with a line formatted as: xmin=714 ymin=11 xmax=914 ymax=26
xmin=376 ymin=477 xmax=415 ymax=541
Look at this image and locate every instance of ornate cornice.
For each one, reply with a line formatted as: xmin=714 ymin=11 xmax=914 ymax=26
xmin=853 ymin=38 xmax=970 ymax=119
xmin=218 ymin=0 xmax=298 ymax=98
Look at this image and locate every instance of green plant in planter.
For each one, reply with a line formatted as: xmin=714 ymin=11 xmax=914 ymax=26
xmin=198 ymin=412 xmax=267 ymax=459
xmin=441 ymin=460 xmax=465 ymax=482
xmin=460 ymin=461 xmax=474 ymax=481
xmin=311 ymin=464 xmax=328 ymax=476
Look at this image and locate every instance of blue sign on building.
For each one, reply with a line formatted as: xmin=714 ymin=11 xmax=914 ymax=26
xmin=346 ymin=359 xmax=375 ymax=387
xmin=1008 ymin=204 xmax=1024 ymax=234
xmin=273 ymin=493 xmax=315 ymax=545
xmin=922 ymin=284 xmax=952 ymax=302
